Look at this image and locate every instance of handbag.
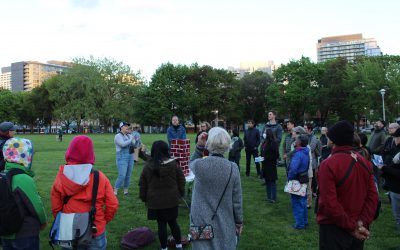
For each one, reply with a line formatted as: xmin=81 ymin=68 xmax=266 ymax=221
xmin=284 ymin=180 xmax=307 ymax=197
xmin=188 ymin=162 xmax=233 ymax=241
xmin=49 ymin=170 xmax=99 ymax=249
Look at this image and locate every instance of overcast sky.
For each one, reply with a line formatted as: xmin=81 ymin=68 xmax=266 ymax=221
xmin=1 ymin=0 xmax=399 ymax=80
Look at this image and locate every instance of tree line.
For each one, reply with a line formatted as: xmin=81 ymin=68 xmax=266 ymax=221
xmin=0 ymin=55 xmax=399 ymax=133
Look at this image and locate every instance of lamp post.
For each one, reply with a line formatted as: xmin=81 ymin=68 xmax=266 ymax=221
xmin=212 ymin=110 xmax=219 ymax=127
xmin=380 ymin=89 xmax=386 ymax=122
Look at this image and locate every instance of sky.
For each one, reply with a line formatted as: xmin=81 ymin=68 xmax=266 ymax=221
xmin=1 ymin=0 xmax=399 ymax=81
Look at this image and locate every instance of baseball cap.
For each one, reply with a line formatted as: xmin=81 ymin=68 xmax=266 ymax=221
xmin=0 ymin=122 xmax=17 ymax=132
xmin=119 ymin=121 xmax=130 ymax=129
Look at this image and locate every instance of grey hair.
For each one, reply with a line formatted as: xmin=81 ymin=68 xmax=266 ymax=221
xmin=205 ymin=127 xmax=231 ymax=154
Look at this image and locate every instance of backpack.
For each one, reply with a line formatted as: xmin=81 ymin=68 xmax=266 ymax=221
xmin=120 ymin=227 xmax=155 ymax=249
xmin=0 ymin=168 xmax=26 ymax=236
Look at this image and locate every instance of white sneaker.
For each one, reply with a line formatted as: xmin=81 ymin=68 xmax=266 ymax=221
xmin=114 ymin=188 xmax=118 ymax=195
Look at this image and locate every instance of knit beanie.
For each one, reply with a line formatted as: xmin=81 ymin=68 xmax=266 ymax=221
xmin=327 ymin=120 xmax=354 ymax=146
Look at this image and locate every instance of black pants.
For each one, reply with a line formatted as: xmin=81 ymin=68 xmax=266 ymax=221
xmin=319 ymin=224 xmax=364 ymax=250
xmin=312 ymin=169 xmax=318 ymax=194
xmin=157 ymin=219 xmax=181 ymax=249
xmin=245 ymin=149 xmax=260 ymax=176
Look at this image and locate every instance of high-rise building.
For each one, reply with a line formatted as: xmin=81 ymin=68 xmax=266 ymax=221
xmin=228 ymin=60 xmax=278 ymax=78
xmin=0 ymin=67 xmax=11 ymax=90
xmin=317 ymin=33 xmax=382 ymax=62
xmin=5 ymin=61 xmax=71 ymax=91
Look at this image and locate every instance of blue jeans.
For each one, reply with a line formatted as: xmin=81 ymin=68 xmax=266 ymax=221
xmin=115 ymin=149 xmax=134 ymax=189
xmin=62 ymin=232 xmax=107 ymax=250
xmin=2 ymin=236 xmax=39 ymax=250
xmin=291 ymin=194 xmax=308 ymax=229
xmin=266 ymin=181 xmax=277 ymax=201
xmin=390 ymin=192 xmax=400 ymax=231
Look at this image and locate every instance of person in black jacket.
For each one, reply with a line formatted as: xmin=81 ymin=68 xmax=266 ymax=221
xmin=260 ymin=129 xmax=279 ymax=203
xmin=229 ymin=129 xmax=244 ymax=170
xmin=244 ymin=120 xmax=261 ymax=177
xmin=0 ymin=121 xmax=17 ymax=172
xmin=377 ymin=128 xmax=400 ymax=231
xmin=139 ymin=140 xmax=186 ymax=250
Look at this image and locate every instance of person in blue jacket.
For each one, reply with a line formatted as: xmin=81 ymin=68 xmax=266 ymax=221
xmin=288 ymin=134 xmax=310 ymax=229
xmin=167 ymin=116 xmax=186 ymax=146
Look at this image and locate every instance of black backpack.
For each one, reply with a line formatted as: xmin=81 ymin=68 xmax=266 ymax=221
xmin=0 ymin=168 xmax=26 ymax=235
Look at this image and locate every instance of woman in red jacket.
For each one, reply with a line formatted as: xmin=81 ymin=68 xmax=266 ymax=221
xmin=51 ymin=135 xmax=119 ymax=250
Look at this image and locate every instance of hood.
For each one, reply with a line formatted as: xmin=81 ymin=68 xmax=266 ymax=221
xmin=296 ymin=146 xmax=310 ymax=156
xmin=65 ymin=135 xmax=95 ymax=165
xmin=158 ymin=158 xmax=178 ymax=177
xmin=3 ymin=137 xmax=34 ymax=170
xmin=55 ymin=164 xmax=93 ymax=196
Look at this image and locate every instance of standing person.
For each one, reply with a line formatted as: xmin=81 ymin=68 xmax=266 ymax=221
xmin=287 ymin=134 xmax=310 ymax=229
xmin=358 ymin=133 xmax=371 ymax=160
xmin=190 ymin=127 xmax=243 ymax=250
xmin=283 ymin=120 xmax=295 ymax=174
xmin=167 ymin=116 xmax=187 ymax=146
xmin=368 ymin=120 xmax=387 ymax=155
xmin=57 ymin=128 xmax=63 ymax=142
xmin=382 ymin=123 xmax=400 ymax=165
xmin=244 ymin=120 xmax=261 ymax=177
xmin=139 ymin=141 xmax=186 ymax=250
xmin=195 ymin=122 xmax=211 ymax=144
xmin=304 ymin=123 xmax=322 ymax=207
xmin=0 ymin=121 xmax=17 ymax=172
xmin=0 ymin=138 xmax=47 ymax=250
xmin=51 ymin=135 xmax=119 ymax=250
xmin=114 ymin=121 xmax=135 ymax=196
xmin=378 ymin=127 xmax=400 ymax=231
xmin=260 ymin=129 xmax=280 ymax=203
xmin=228 ymin=129 xmax=244 ymax=170
xmin=317 ymin=120 xmax=378 ymax=250
xmin=263 ymin=111 xmax=283 ymax=145
xmin=320 ymin=127 xmax=331 ymax=163
xmin=131 ymin=126 xmax=142 ymax=163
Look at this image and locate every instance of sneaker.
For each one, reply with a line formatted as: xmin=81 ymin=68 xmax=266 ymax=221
xmin=123 ymin=188 xmax=129 ymax=195
xmin=291 ymin=224 xmax=305 ymax=230
xmin=113 ymin=188 xmax=118 ymax=196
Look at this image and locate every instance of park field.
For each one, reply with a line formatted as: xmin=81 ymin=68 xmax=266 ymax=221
xmin=12 ymin=133 xmax=399 ymax=249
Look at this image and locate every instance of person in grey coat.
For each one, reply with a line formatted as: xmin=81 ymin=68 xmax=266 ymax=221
xmin=189 ymin=127 xmax=243 ymax=250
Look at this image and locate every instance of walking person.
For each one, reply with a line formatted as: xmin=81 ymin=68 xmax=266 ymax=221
xmin=317 ymin=120 xmax=378 ymax=250
xmin=260 ymin=129 xmax=280 ymax=203
xmin=51 ymin=135 xmax=119 ymax=250
xmin=189 ymin=127 xmax=243 ymax=250
xmin=0 ymin=138 xmax=47 ymax=250
xmin=244 ymin=120 xmax=261 ymax=177
xmin=0 ymin=121 xmax=17 ymax=172
xmin=139 ymin=140 xmax=186 ymax=250
xmin=114 ymin=121 xmax=135 ymax=195
xmin=228 ymin=129 xmax=244 ymax=170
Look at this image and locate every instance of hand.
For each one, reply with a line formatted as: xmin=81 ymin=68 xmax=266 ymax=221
xmin=351 ymin=221 xmax=369 ymax=240
xmin=40 ymin=223 xmax=47 ymax=230
xmin=235 ymin=224 xmax=243 ymax=236
xmin=197 ymin=132 xmax=208 ymax=147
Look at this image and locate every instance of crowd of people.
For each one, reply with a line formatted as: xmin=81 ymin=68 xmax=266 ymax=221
xmin=0 ymin=113 xmax=399 ymax=250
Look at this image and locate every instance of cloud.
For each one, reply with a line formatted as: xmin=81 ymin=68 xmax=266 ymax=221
xmin=69 ymin=0 xmax=100 ymax=9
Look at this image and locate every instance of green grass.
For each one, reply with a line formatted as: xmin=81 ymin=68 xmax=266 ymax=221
xmin=11 ymin=133 xmax=399 ymax=249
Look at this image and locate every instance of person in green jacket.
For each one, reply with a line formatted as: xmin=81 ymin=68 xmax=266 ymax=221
xmin=0 ymin=138 xmax=47 ymax=250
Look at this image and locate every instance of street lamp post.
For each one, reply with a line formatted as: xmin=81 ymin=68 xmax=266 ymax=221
xmin=212 ymin=110 xmax=219 ymax=127
xmin=380 ymin=89 xmax=386 ymax=122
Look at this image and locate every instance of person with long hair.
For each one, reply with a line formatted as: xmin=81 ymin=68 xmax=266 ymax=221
xmin=260 ymin=129 xmax=280 ymax=203
xmin=139 ymin=140 xmax=185 ymax=250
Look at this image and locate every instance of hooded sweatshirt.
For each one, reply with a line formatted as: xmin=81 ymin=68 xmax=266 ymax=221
xmin=288 ymin=146 xmax=310 ymax=180
xmin=1 ymin=138 xmax=47 ymax=239
xmin=139 ymin=158 xmax=185 ymax=209
xmin=51 ymin=136 xmax=118 ymax=236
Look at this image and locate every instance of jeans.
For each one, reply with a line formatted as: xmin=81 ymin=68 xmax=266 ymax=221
xmin=62 ymin=232 xmax=107 ymax=250
xmin=291 ymin=194 xmax=308 ymax=229
xmin=2 ymin=236 xmax=39 ymax=250
xmin=390 ymin=191 xmax=400 ymax=231
xmin=115 ymin=148 xmax=134 ymax=189
xmin=245 ymin=149 xmax=260 ymax=176
xmin=266 ymin=181 xmax=277 ymax=201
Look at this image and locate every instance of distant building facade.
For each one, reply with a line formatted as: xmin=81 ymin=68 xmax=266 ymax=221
xmin=0 ymin=67 xmax=11 ymax=90
xmin=317 ymin=33 xmax=382 ymax=62
xmin=228 ymin=60 xmax=278 ymax=78
xmin=1 ymin=60 xmax=71 ymax=91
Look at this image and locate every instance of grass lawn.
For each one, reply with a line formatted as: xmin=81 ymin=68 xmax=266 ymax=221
xmin=12 ymin=133 xmax=399 ymax=249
